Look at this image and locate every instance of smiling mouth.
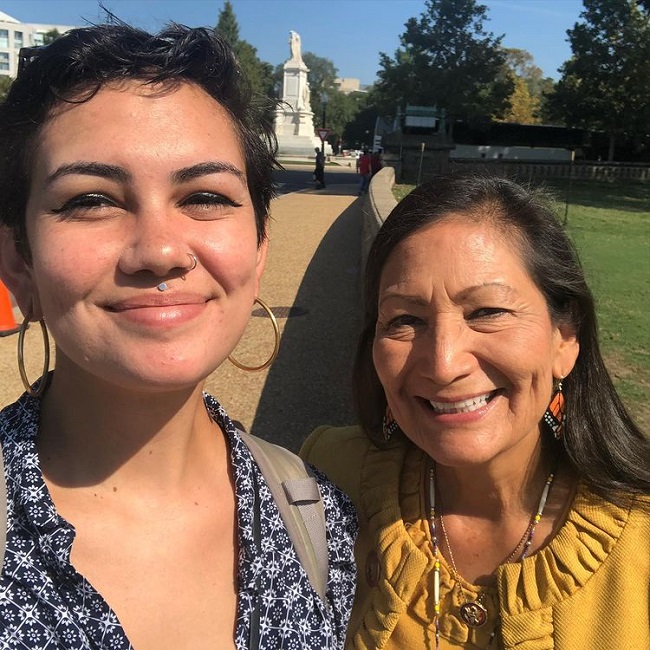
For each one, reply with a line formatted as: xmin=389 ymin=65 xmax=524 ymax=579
xmin=428 ymin=390 xmax=500 ymax=414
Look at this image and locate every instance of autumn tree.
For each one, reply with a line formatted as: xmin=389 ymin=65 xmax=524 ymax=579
xmin=502 ymin=48 xmax=555 ymax=123
xmin=375 ymin=0 xmax=513 ymax=138
xmin=497 ymin=76 xmax=540 ymax=124
xmin=547 ymin=0 xmax=650 ymax=160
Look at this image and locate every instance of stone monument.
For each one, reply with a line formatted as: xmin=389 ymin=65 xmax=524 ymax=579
xmin=274 ymin=31 xmax=323 ymax=156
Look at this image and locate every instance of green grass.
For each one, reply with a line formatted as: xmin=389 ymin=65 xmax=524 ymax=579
xmin=393 ymin=179 xmax=650 ymax=430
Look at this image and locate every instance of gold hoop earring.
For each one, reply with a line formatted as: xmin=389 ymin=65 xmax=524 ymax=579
xmin=17 ymin=315 xmax=51 ymax=397
xmin=228 ymin=297 xmax=280 ymax=372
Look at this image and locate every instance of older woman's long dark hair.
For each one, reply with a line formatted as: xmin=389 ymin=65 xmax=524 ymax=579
xmin=354 ymin=174 xmax=649 ymax=498
xmin=0 ymin=23 xmax=280 ymax=257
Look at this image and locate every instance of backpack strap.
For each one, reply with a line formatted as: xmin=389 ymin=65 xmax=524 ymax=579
xmin=0 ymin=442 xmax=6 ymax=572
xmin=239 ymin=431 xmax=329 ymax=603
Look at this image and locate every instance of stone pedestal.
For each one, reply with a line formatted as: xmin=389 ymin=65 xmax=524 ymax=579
xmin=275 ymin=31 xmax=322 ymax=157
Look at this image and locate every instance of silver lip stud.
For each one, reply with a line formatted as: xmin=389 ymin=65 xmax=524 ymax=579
xmin=157 ymin=283 xmax=168 ymax=292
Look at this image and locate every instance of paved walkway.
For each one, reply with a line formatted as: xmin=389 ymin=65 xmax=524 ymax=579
xmin=0 ymin=169 xmax=363 ymax=451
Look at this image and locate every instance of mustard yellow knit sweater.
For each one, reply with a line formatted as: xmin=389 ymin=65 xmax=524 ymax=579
xmin=301 ymin=425 xmax=650 ymax=650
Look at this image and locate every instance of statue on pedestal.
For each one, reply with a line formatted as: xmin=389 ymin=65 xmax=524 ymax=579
xmin=275 ymin=31 xmax=323 ymax=156
xmin=289 ymin=31 xmax=302 ymax=62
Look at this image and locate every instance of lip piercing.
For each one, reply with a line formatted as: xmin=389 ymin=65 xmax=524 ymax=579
xmin=157 ymin=282 xmax=168 ymax=292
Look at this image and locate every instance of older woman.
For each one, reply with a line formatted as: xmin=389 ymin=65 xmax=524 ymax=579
xmin=0 ymin=24 xmax=356 ymax=649
xmin=302 ymin=175 xmax=649 ymax=649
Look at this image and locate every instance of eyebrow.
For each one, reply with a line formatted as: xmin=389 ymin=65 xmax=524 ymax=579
xmin=45 ymin=160 xmax=246 ymax=186
xmin=379 ymin=282 xmax=518 ymax=306
xmin=378 ymin=292 xmax=430 ymax=308
xmin=46 ymin=162 xmax=131 ymax=185
xmin=172 ymin=161 xmax=246 ymax=184
xmin=455 ymin=281 xmax=519 ymax=300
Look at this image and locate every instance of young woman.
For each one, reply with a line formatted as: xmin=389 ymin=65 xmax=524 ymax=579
xmin=0 ymin=24 xmax=356 ymax=649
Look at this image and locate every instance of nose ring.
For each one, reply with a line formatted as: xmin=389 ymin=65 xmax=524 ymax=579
xmin=157 ymin=254 xmax=197 ymax=291
xmin=180 ymin=253 xmax=198 ymax=281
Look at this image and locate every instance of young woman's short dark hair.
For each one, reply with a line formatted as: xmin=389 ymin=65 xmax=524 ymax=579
xmin=354 ymin=173 xmax=649 ymax=498
xmin=0 ymin=23 xmax=279 ymax=255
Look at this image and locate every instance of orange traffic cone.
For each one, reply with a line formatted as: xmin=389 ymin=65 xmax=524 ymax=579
xmin=0 ymin=280 xmax=20 ymax=337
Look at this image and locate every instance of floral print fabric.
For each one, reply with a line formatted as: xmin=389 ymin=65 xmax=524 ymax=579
xmin=0 ymin=392 xmax=357 ymax=649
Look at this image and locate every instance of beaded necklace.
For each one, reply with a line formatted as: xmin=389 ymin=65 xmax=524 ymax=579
xmin=428 ymin=466 xmax=556 ymax=649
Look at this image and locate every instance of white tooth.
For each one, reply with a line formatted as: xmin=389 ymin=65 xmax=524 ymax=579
xmin=429 ymin=392 xmax=492 ymax=414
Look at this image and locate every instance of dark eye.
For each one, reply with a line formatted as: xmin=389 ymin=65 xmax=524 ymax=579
xmin=180 ymin=192 xmax=242 ymax=209
xmin=387 ymin=314 xmax=424 ymax=329
xmin=468 ymin=307 xmax=509 ymax=319
xmin=52 ymin=193 xmax=117 ymax=215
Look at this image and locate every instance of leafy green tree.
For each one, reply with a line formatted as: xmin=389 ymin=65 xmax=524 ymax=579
xmin=547 ymin=0 xmax=650 ymax=160
xmin=215 ymin=2 xmax=275 ymax=98
xmin=215 ymin=1 xmax=239 ymax=45
xmin=302 ymin=52 xmax=337 ymax=100
xmin=375 ymin=0 xmax=513 ymax=138
xmin=343 ymin=95 xmax=378 ymax=150
xmin=321 ymin=90 xmax=365 ymax=149
xmin=0 ymin=76 xmax=13 ymax=102
xmin=42 ymin=29 xmax=60 ymax=45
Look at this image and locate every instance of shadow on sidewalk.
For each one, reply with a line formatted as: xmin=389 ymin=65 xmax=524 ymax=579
xmin=251 ymin=198 xmax=363 ymax=451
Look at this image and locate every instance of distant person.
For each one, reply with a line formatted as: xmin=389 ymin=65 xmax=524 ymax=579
xmin=314 ymin=146 xmax=326 ymax=189
xmin=371 ymin=148 xmax=384 ymax=176
xmin=358 ymin=149 xmax=371 ymax=195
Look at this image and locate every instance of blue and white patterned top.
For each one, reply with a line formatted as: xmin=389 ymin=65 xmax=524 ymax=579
xmin=0 ymin=391 xmax=357 ymax=649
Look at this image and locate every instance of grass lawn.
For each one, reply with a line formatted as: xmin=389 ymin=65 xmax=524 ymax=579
xmin=393 ymin=179 xmax=650 ymax=431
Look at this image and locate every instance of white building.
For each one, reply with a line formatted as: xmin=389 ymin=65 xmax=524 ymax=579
xmin=334 ymin=77 xmax=369 ymax=95
xmin=0 ymin=11 xmax=75 ymax=77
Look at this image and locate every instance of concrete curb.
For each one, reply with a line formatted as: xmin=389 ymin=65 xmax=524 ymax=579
xmin=360 ymin=166 xmax=398 ymax=274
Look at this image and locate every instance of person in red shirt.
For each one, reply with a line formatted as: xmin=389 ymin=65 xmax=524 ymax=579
xmin=358 ymin=149 xmax=372 ymax=194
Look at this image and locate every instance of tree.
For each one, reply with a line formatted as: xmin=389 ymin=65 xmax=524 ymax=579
xmin=497 ymin=75 xmax=540 ymax=124
xmin=342 ymin=96 xmax=378 ymax=150
xmin=215 ymin=1 xmax=239 ymax=46
xmin=42 ymin=29 xmax=60 ymax=45
xmin=497 ymin=48 xmax=556 ymax=124
xmin=547 ymin=0 xmax=650 ymax=160
xmin=505 ymin=48 xmax=555 ymax=120
xmin=0 ymin=76 xmax=12 ymax=102
xmin=215 ymin=2 xmax=275 ymax=99
xmin=375 ymin=0 xmax=513 ymax=138
xmin=301 ymin=52 xmax=338 ymax=128
xmin=323 ymin=91 xmax=367 ymax=150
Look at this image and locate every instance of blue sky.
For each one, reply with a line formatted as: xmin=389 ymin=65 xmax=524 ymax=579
xmin=0 ymin=0 xmax=584 ymax=85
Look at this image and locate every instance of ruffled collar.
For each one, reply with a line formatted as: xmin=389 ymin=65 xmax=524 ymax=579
xmin=353 ymin=436 xmax=634 ymax=649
